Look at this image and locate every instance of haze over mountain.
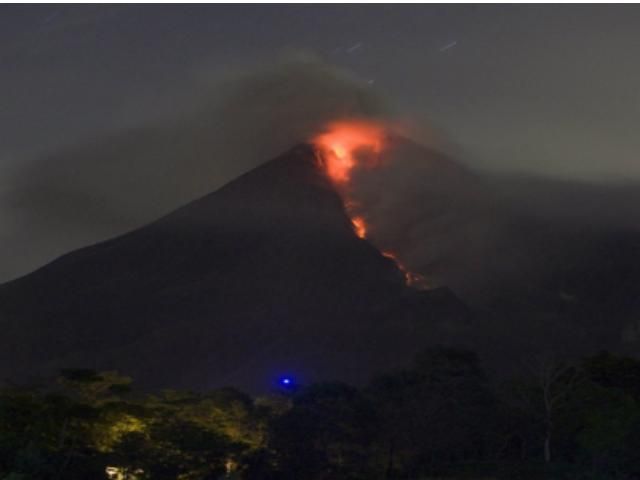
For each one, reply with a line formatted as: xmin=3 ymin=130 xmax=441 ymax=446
xmin=3 ymin=126 xmax=640 ymax=392
xmin=0 ymin=143 xmax=468 ymax=392
xmin=332 ymin=135 xmax=640 ymax=368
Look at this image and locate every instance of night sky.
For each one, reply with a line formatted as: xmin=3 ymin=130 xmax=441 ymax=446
xmin=2 ymin=4 xmax=640 ymax=281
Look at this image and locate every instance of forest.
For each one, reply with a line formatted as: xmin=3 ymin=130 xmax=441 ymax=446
xmin=2 ymin=347 xmax=640 ymax=480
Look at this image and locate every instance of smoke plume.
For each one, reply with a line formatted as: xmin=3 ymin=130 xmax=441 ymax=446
xmin=1 ymin=54 xmax=390 ymax=281
xmin=4 ymin=52 xmax=640 ymax=313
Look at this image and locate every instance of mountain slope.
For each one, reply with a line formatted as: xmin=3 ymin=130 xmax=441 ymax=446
xmin=0 ymin=144 xmax=467 ymax=391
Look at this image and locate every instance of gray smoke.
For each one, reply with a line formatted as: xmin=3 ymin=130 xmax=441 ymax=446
xmin=1 ymin=54 xmax=389 ymax=282
xmin=347 ymin=132 xmax=640 ymax=304
xmin=4 ymin=52 xmax=640 ymax=311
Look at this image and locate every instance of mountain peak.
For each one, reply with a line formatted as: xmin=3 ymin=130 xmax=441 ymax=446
xmin=0 ymin=144 xmax=466 ymax=391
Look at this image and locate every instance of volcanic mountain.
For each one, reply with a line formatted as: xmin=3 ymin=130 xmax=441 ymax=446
xmin=0 ymin=143 xmax=468 ymax=391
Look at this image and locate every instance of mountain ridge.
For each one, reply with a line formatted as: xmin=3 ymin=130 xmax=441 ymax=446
xmin=0 ymin=143 xmax=467 ymax=392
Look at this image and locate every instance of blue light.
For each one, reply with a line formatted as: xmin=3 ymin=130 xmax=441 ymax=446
xmin=279 ymin=376 xmax=294 ymax=387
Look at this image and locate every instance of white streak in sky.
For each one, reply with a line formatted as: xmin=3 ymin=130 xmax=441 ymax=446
xmin=346 ymin=42 xmax=364 ymax=53
xmin=439 ymin=41 xmax=458 ymax=52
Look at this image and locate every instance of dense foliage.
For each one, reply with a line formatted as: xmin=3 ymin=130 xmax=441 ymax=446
xmin=2 ymin=349 xmax=640 ymax=479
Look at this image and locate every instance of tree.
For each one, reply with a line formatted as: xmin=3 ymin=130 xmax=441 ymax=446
xmin=570 ymin=352 xmax=640 ymax=476
xmin=509 ymin=352 xmax=583 ymax=464
xmin=0 ymin=384 xmax=105 ymax=479
xmin=270 ymin=382 xmax=379 ymax=480
xmin=368 ymin=347 xmax=502 ymax=478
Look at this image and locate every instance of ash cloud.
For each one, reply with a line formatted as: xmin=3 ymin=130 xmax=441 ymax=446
xmin=350 ymin=133 xmax=640 ymax=305
xmin=347 ymin=136 xmax=512 ymax=302
xmin=1 ymin=54 xmax=389 ymax=282
xmin=4 ymin=52 xmax=640 ymax=315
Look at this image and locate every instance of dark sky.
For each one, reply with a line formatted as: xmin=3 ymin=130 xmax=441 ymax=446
xmin=2 ymin=4 xmax=640 ymax=281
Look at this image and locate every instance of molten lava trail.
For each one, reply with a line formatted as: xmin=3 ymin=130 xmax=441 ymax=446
xmin=311 ymin=120 xmax=428 ymax=289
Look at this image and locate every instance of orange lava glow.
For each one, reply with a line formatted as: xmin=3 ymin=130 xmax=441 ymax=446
xmin=383 ymin=251 xmax=429 ymax=289
xmin=311 ymin=119 xmax=428 ymax=290
xmin=312 ymin=120 xmax=385 ymax=184
xmin=351 ymin=216 xmax=367 ymax=239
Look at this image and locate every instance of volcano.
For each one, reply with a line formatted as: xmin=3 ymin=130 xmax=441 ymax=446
xmin=0 ymin=143 xmax=468 ymax=391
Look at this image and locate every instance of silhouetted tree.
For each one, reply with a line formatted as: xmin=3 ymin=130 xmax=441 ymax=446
xmin=270 ymin=382 xmax=379 ymax=480
xmin=369 ymin=347 xmax=502 ymax=478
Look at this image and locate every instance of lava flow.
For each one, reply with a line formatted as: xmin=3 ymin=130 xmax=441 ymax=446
xmin=311 ymin=119 xmax=428 ymax=289
xmin=351 ymin=216 xmax=367 ymax=239
xmin=312 ymin=119 xmax=385 ymax=184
